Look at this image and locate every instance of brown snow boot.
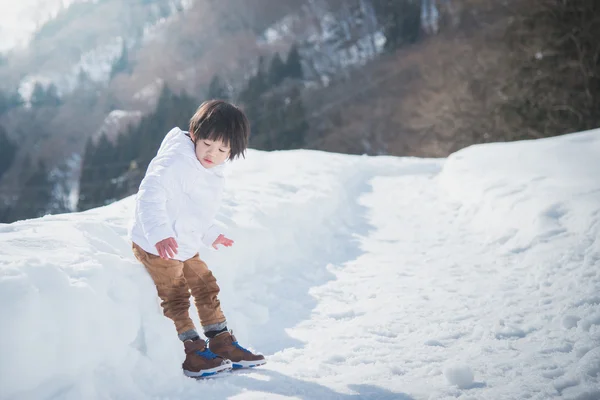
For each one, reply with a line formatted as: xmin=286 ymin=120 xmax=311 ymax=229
xmin=182 ymin=338 xmax=232 ymax=378
xmin=208 ymin=331 xmax=266 ymax=369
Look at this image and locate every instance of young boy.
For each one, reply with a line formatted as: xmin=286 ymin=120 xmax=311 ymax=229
xmin=129 ymin=100 xmax=265 ymax=378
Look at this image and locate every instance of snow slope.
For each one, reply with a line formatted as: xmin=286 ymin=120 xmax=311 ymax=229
xmin=1 ymin=130 xmax=599 ymax=400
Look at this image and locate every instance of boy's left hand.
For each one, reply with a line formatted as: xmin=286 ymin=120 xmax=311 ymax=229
xmin=212 ymin=234 xmax=234 ymax=249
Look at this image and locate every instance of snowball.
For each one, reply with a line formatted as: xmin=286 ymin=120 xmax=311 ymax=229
xmin=444 ymin=364 xmax=475 ymax=389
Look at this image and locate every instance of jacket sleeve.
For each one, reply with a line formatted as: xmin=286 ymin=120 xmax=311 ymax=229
xmin=201 ymin=221 xmax=226 ymax=249
xmin=136 ymin=162 xmax=176 ymax=247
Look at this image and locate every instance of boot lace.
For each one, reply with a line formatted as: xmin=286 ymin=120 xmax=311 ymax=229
xmin=233 ymin=340 xmax=251 ymax=353
xmin=195 ymin=340 xmax=220 ymax=359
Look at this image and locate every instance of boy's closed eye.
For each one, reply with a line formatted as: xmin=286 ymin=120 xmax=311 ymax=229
xmin=203 ymin=140 xmax=227 ymax=152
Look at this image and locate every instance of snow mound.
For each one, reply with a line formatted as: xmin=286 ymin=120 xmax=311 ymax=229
xmin=1 ymin=130 xmax=599 ymax=399
xmin=439 ymin=129 xmax=599 ymax=252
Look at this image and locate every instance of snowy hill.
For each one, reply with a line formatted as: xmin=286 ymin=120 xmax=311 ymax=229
xmin=1 ymin=130 xmax=599 ymax=400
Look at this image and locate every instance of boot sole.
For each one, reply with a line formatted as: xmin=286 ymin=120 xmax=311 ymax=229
xmin=232 ymin=359 xmax=267 ymax=369
xmin=184 ymin=362 xmax=233 ymax=378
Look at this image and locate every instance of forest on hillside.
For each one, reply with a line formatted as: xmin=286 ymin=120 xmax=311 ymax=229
xmin=0 ymin=0 xmax=599 ymax=222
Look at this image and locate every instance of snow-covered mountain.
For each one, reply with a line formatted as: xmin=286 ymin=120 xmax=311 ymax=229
xmin=1 ymin=129 xmax=599 ymax=399
xmin=3 ymin=0 xmax=191 ymax=100
xmin=0 ymin=0 xmax=89 ymax=52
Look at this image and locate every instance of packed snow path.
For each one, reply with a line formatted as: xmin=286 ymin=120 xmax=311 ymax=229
xmin=1 ymin=131 xmax=599 ymax=399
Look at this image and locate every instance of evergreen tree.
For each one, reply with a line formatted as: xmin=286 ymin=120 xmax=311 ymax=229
xmin=207 ymin=74 xmax=229 ymax=100
xmin=110 ymin=43 xmax=131 ymax=79
xmin=0 ymin=204 xmax=10 ymax=223
xmin=253 ymin=93 xmax=282 ymax=150
xmin=77 ymin=139 xmax=97 ymax=211
xmin=30 ymin=83 xmax=46 ymax=108
xmin=372 ymin=0 xmax=422 ymax=51
xmin=239 ymin=55 xmax=270 ymax=104
xmin=9 ymin=91 xmax=23 ymax=109
xmin=279 ymin=87 xmax=308 ymax=149
xmin=10 ymin=161 xmax=53 ymax=221
xmin=252 ymin=55 xmax=270 ymax=94
xmin=285 ymin=45 xmax=304 ymax=80
xmin=115 ymin=126 xmax=138 ymax=168
xmin=238 ymin=56 xmax=272 ymax=145
xmin=78 ymin=138 xmax=98 ymax=211
xmin=78 ymin=135 xmax=118 ymax=211
xmin=268 ymin=53 xmax=287 ymax=86
xmin=77 ymin=84 xmax=199 ymax=211
xmin=19 ymin=154 xmax=32 ymax=182
xmin=71 ymin=71 xmax=99 ymax=107
xmin=45 ymin=84 xmax=62 ymax=106
xmin=137 ymin=85 xmax=198 ymax=168
xmin=30 ymin=83 xmax=61 ymax=107
xmin=251 ymin=84 xmax=308 ymax=151
xmin=0 ymin=125 xmax=17 ymax=181
xmin=0 ymin=90 xmax=23 ymax=115
xmin=239 ymin=48 xmax=308 ymax=151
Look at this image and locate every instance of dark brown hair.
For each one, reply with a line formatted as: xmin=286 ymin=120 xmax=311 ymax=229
xmin=189 ymin=100 xmax=250 ymax=160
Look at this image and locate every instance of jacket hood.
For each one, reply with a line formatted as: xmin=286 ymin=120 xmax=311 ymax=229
xmin=158 ymin=127 xmax=227 ymax=177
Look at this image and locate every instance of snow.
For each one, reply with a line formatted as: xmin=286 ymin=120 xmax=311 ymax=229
xmin=443 ymin=365 xmax=474 ymax=389
xmin=1 ymin=129 xmax=600 ymax=399
xmin=17 ymin=75 xmax=57 ymax=105
xmin=72 ymin=37 xmax=125 ymax=84
xmin=94 ymin=110 xmax=144 ymax=143
xmin=132 ymin=78 xmax=164 ymax=105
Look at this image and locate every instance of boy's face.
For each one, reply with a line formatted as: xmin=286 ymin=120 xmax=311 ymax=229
xmin=195 ymin=138 xmax=231 ymax=169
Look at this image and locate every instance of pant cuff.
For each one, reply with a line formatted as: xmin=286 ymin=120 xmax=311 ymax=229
xmin=202 ymin=320 xmax=228 ymax=333
xmin=178 ymin=329 xmax=200 ymax=342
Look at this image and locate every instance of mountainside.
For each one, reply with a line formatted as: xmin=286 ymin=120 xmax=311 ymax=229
xmin=0 ymin=0 xmax=88 ymax=52
xmin=1 ymin=130 xmax=599 ymax=399
xmin=1 ymin=0 xmax=599 ymax=225
xmin=0 ymin=0 xmax=191 ymax=96
xmin=0 ymin=0 xmax=399 ymax=221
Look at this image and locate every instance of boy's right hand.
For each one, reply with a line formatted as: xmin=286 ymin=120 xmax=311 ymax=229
xmin=155 ymin=237 xmax=178 ymax=259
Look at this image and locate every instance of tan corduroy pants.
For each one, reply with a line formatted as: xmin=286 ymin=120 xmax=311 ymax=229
xmin=132 ymin=243 xmax=226 ymax=334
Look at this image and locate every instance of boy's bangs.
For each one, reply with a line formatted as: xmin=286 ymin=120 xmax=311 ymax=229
xmin=189 ymin=100 xmax=249 ymax=159
xmin=203 ymin=129 xmax=231 ymax=148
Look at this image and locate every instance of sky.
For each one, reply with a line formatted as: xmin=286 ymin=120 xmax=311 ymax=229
xmin=0 ymin=128 xmax=599 ymax=399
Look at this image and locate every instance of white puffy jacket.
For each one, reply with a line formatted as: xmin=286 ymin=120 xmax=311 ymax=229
xmin=129 ymin=127 xmax=226 ymax=261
